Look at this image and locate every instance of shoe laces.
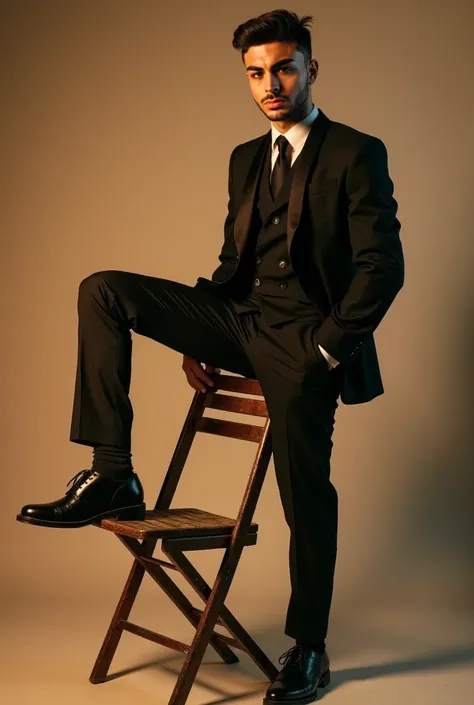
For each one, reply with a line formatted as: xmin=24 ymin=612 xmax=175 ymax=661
xmin=278 ymin=644 xmax=307 ymax=669
xmin=66 ymin=469 xmax=95 ymax=493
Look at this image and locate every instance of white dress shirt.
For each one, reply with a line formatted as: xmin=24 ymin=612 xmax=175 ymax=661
xmin=270 ymin=103 xmax=339 ymax=369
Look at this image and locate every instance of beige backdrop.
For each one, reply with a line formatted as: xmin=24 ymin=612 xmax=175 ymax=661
xmin=2 ymin=0 xmax=474 ymax=661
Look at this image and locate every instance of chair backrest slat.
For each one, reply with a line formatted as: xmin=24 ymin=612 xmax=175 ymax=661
xmin=205 ymin=393 xmax=267 ymax=417
xmin=214 ymin=375 xmax=263 ymax=395
xmin=197 ymin=416 xmax=264 ymax=443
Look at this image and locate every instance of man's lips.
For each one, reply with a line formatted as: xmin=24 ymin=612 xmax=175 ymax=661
xmin=265 ymin=99 xmax=286 ymax=107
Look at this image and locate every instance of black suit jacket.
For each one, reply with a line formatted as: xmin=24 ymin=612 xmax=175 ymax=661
xmin=195 ymin=109 xmax=404 ymax=404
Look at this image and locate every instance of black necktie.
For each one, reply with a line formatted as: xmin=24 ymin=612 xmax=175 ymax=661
xmin=270 ymin=134 xmax=291 ymax=198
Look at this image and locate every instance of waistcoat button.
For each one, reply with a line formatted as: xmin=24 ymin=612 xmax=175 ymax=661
xmin=279 ymin=259 xmax=287 ymax=268
xmin=279 ymin=282 xmax=287 ymax=289
xmin=272 ymin=216 xmax=280 ymax=224
xmin=256 ymin=256 xmax=262 ymax=264
xmin=255 ymin=278 xmax=261 ymax=286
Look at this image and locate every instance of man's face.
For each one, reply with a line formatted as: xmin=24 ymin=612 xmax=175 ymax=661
xmin=243 ymin=41 xmax=318 ymax=128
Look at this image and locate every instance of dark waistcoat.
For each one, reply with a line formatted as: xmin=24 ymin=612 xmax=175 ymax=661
xmin=229 ymin=142 xmax=322 ymax=326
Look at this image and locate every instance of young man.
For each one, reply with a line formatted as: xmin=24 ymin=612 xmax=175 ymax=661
xmin=17 ymin=9 xmax=404 ymax=703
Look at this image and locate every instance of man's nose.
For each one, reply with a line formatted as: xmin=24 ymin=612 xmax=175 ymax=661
xmin=263 ymin=74 xmax=281 ymax=94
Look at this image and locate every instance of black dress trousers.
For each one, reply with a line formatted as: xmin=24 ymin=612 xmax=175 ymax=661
xmin=69 ymin=269 xmax=343 ymax=643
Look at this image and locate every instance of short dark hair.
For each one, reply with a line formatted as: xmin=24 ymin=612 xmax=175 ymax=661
xmin=232 ymin=9 xmax=313 ymax=64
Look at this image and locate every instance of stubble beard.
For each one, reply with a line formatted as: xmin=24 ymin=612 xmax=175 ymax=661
xmin=259 ymin=82 xmax=311 ymax=123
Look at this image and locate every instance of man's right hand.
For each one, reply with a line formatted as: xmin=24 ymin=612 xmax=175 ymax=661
xmin=182 ymin=354 xmax=220 ymax=393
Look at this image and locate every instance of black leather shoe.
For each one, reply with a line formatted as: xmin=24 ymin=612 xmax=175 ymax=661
xmin=16 ymin=469 xmax=146 ymax=528
xmin=263 ymin=645 xmax=330 ymax=704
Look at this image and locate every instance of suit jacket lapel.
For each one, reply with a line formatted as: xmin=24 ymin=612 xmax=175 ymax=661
xmin=233 ymin=133 xmax=270 ymax=256
xmin=286 ymin=109 xmax=330 ymax=251
xmin=233 ymin=109 xmax=331 ymax=257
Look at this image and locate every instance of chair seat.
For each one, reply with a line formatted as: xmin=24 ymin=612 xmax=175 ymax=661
xmin=100 ymin=507 xmax=259 ymax=539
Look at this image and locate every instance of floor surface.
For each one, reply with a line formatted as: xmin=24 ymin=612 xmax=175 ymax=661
xmin=2 ymin=598 xmax=473 ymax=704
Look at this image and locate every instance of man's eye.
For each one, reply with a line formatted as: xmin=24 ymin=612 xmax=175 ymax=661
xmin=251 ymin=68 xmax=292 ymax=78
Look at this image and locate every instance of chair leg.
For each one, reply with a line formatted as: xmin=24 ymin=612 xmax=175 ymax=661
xmin=166 ymin=541 xmax=268 ymax=705
xmin=89 ymin=555 xmax=148 ymax=683
xmin=165 ymin=545 xmax=278 ymax=682
xmin=167 ymin=581 xmax=231 ymax=703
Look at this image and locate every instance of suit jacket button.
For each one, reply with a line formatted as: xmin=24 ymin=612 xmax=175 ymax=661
xmin=279 ymin=260 xmax=287 ymax=268
xmin=272 ymin=216 xmax=280 ymax=224
xmin=255 ymin=278 xmax=261 ymax=286
xmin=256 ymin=256 xmax=262 ymax=264
xmin=279 ymin=282 xmax=287 ymax=290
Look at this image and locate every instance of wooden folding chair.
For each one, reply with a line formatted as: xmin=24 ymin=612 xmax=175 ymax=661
xmin=89 ymin=372 xmax=279 ymax=705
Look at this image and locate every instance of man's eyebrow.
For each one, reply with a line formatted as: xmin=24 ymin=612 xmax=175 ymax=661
xmin=246 ymin=59 xmax=295 ymax=72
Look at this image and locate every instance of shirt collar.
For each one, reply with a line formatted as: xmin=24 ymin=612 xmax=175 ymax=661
xmin=271 ymin=103 xmax=319 ymax=153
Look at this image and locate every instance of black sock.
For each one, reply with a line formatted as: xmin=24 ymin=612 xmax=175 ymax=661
xmin=297 ymin=640 xmax=326 ymax=653
xmin=91 ymin=444 xmax=134 ymax=480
